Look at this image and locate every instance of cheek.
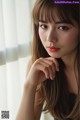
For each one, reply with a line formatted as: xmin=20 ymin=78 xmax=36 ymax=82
xmin=38 ymin=29 xmax=46 ymax=43
xmin=38 ymin=30 xmax=45 ymax=49
xmin=60 ymin=34 xmax=78 ymax=47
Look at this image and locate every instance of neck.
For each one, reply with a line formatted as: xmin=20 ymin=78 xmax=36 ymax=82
xmin=61 ymin=49 xmax=77 ymax=71
xmin=61 ymin=50 xmax=78 ymax=95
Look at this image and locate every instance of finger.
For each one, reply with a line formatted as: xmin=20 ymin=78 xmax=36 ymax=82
xmin=48 ymin=64 xmax=55 ymax=80
xmin=45 ymin=57 xmax=59 ymax=71
xmin=38 ymin=62 xmax=50 ymax=79
xmin=39 ymin=61 xmax=53 ymax=80
xmin=42 ymin=58 xmax=56 ymax=75
xmin=51 ymin=63 xmax=56 ymax=78
xmin=39 ymin=58 xmax=57 ymax=72
xmin=39 ymin=58 xmax=56 ymax=79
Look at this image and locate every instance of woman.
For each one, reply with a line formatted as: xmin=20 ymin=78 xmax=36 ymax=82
xmin=16 ymin=0 xmax=80 ymax=120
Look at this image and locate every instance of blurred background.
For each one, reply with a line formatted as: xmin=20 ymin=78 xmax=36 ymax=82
xmin=0 ymin=0 xmax=54 ymax=120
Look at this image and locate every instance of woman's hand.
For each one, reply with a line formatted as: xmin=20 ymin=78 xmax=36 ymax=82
xmin=25 ymin=57 xmax=59 ymax=87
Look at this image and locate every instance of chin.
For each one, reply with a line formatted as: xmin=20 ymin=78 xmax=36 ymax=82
xmin=48 ymin=53 xmax=61 ymax=58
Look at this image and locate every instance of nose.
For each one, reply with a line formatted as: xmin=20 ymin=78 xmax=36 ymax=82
xmin=46 ymin=28 xmax=57 ymax=43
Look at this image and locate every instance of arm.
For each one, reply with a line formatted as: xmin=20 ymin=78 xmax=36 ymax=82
xmin=34 ymin=89 xmax=44 ymax=120
xmin=16 ymin=83 xmax=43 ymax=120
xmin=16 ymin=57 xmax=59 ymax=120
xmin=16 ymin=59 xmax=43 ymax=120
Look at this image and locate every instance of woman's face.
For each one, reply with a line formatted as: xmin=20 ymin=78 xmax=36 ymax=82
xmin=38 ymin=10 xmax=79 ymax=59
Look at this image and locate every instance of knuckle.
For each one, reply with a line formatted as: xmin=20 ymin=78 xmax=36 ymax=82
xmin=39 ymin=57 xmax=43 ymax=60
xmin=37 ymin=57 xmax=43 ymax=63
xmin=38 ymin=57 xmax=43 ymax=62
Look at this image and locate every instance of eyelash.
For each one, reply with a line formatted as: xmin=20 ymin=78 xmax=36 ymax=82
xmin=39 ymin=24 xmax=47 ymax=29
xmin=39 ymin=24 xmax=70 ymax=31
xmin=58 ymin=26 xmax=69 ymax=31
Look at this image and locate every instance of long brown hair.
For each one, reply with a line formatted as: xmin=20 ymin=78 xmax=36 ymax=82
xmin=29 ymin=0 xmax=80 ymax=119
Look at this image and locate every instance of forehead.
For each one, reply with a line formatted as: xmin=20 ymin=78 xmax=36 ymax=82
xmin=38 ymin=6 xmax=77 ymax=27
xmin=39 ymin=6 xmax=61 ymax=23
xmin=33 ymin=2 xmax=78 ymax=26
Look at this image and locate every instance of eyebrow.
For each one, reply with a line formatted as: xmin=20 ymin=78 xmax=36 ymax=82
xmin=39 ymin=20 xmax=71 ymax=24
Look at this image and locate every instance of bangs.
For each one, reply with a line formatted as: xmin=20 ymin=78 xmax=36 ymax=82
xmin=32 ymin=1 xmax=79 ymax=26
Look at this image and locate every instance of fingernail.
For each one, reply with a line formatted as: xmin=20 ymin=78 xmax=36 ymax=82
xmin=57 ymin=67 xmax=59 ymax=71
xmin=50 ymin=74 xmax=53 ymax=80
xmin=53 ymin=75 xmax=55 ymax=79
xmin=51 ymin=75 xmax=53 ymax=80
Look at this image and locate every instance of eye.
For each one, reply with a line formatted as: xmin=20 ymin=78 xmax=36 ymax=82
xmin=58 ymin=26 xmax=69 ymax=31
xmin=39 ymin=24 xmax=47 ymax=30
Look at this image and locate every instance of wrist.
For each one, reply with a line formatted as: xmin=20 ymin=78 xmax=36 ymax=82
xmin=24 ymin=80 xmax=37 ymax=92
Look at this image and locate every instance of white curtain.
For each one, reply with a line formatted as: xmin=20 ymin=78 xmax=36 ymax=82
xmin=0 ymin=0 xmax=33 ymax=119
xmin=0 ymin=0 xmax=54 ymax=120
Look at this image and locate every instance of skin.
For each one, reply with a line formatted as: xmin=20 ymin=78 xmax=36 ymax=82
xmin=38 ymin=10 xmax=79 ymax=94
xmin=16 ymin=10 xmax=79 ymax=120
xmin=38 ymin=14 xmax=79 ymax=70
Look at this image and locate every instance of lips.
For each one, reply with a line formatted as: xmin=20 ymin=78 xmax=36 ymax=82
xmin=47 ymin=46 xmax=60 ymax=50
xmin=47 ymin=46 xmax=60 ymax=52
